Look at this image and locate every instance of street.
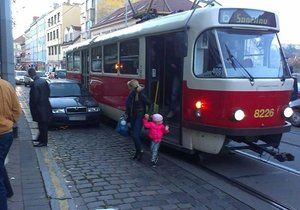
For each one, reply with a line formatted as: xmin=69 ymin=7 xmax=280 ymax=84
xmin=12 ymin=85 xmax=300 ymax=210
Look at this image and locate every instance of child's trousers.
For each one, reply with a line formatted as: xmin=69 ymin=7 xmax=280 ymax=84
xmin=151 ymin=141 xmax=161 ymax=162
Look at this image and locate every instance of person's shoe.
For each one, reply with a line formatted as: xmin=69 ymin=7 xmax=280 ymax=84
xmin=131 ymin=153 xmax=138 ymax=160
xmin=33 ymin=143 xmax=47 ymax=147
xmin=32 ymin=139 xmax=39 ymax=142
xmin=136 ymin=151 xmax=143 ymax=161
xmin=167 ymin=111 xmax=175 ymax=119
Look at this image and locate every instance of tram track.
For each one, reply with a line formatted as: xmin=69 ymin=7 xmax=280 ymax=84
xmin=236 ymin=150 xmax=300 ymax=177
xmin=196 ymin=160 xmax=294 ymax=210
xmin=161 ymin=147 xmax=296 ymax=210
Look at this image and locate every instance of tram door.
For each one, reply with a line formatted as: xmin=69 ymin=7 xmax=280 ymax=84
xmin=81 ymin=49 xmax=90 ymax=89
xmin=146 ymin=32 xmax=184 ymax=146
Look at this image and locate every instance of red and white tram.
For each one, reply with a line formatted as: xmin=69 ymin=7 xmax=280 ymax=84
xmin=66 ymin=7 xmax=294 ymax=161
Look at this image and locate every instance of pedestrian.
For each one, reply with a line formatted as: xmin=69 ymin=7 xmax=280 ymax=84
xmin=142 ymin=113 xmax=169 ymax=167
xmin=0 ymin=77 xmax=22 ymax=209
xmin=125 ymin=79 xmax=153 ymax=160
xmin=28 ymin=68 xmax=52 ymax=147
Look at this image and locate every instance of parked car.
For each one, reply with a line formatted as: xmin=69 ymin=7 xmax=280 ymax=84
xmin=24 ymin=74 xmax=32 ymax=87
xmin=55 ymin=69 xmax=66 ymax=79
xmin=15 ymin=70 xmax=26 ymax=85
xmin=48 ymin=79 xmax=101 ymax=126
xmin=36 ymin=71 xmax=48 ymax=79
xmin=48 ymin=69 xmax=67 ymax=79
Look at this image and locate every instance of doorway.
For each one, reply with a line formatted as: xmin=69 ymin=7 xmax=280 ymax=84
xmin=81 ymin=49 xmax=90 ymax=89
xmin=146 ymin=32 xmax=185 ymax=145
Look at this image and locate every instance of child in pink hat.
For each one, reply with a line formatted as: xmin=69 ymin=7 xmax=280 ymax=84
xmin=143 ymin=113 xmax=169 ymax=167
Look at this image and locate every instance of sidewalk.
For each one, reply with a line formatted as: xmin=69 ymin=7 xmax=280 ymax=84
xmin=7 ymin=115 xmax=51 ymax=210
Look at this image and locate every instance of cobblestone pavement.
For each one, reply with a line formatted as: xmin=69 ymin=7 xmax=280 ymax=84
xmin=18 ymin=85 xmax=252 ymax=210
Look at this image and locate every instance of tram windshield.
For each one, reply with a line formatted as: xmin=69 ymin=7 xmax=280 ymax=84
xmin=217 ymin=29 xmax=289 ymax=78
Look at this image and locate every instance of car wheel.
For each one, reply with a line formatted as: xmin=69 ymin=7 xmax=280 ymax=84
xmin=290 ymin=110 xmax=300 ymax=127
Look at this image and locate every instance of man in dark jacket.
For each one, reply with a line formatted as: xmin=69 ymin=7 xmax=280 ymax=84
xmin=28 ymin=68 xmax=52 ymax=147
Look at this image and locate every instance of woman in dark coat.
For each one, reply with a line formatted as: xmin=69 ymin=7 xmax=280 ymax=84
xmin=125 ymin=79 xmax=152 ymax=160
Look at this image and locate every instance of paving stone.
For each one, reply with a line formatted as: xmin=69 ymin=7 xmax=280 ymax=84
xmin=123 ymin=197 xmax=136 ymax=203
xmin=97 ymin=195 xmax=114 ymax=201
xmin=117 ymin=203 xmax=133 ymax=210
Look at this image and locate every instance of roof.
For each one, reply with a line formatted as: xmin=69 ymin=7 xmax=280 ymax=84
xmin=14 ymin=35 xmax=25 ymax=43
xmin=71 ymin=25 xmax=81 ymax=31
xmin=92 ymin=0 xmax=194 ymax=29
xmin=62 ymin=35 xmax=81 ymax=46
xmin=66 ymin=6 xmax=280 ymax=52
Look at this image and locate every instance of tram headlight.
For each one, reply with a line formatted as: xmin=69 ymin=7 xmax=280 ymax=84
xmin=283 ymin=107 xmax=293 ymax=118
xmin=233 ymin=109 xmax=245 ymax=121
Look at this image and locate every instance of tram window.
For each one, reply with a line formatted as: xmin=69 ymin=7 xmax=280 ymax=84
xmin=120 ymin=39 xmax=139 ymax=75
xmin=104 ymin=44 xmax=117 ymax=74
xmin=73 ymin=51 xmax=80 ymax=72
xmin=67 ymin=53 xmax=73 ymax=72
xmin=91 ymin=46 xmax=102 ymax=73
xmin=194 ymin=30 xmax=223 ymax=78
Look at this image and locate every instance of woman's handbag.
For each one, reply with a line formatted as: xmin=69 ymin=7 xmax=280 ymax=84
xmin=116 ymin=115 xmax=129 ymax=137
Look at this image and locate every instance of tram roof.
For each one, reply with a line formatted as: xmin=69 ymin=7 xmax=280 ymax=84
xmin=66 ymin=6 xmax=279 ymax=52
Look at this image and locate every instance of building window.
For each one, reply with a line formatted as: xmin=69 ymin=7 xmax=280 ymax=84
xmin=51 ymin=17 xmax=53 ymax=26
xmin=50 ymin=32 xmax=52 ymax=40
xmin=56 ymin=29 xmax=59 ymax=39
xmin=54 ymin=15 xmax=56 ymax=24
xmin=53 ymin=30 xmax=56 ymax=39
xmin=57 ymin=12 xmax=60 ymax=22
xmin=58 ymin=45 xmax=60 ymax=54
xmin=104 ymin=44 xmax=117 ymax=74
xmin=48 ymin=47 xmax=51 ymax=55
xmin=91 ymin=46 xmax=102 ymax=72
xmin=54 ymin=46 xmax=57 ymax=55
xmin=47 ymin=33 xmax=49 ymax=41
xmin=120 ymin=39 xmax=139 ymax=75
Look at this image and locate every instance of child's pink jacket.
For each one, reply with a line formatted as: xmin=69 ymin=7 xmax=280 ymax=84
xmin=143 ymin=118 xmax=169 ymax=142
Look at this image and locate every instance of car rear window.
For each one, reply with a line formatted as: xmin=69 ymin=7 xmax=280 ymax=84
xmin=50 ymin=83 xmax=81 ymax=97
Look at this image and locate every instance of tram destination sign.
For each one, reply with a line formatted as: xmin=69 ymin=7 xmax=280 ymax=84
xmin=219 ymin=8 xmax=276 ymax=27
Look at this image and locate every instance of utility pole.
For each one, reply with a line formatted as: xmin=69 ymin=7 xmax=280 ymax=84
xmin=0 ymin=0 xmax=19 ymax=138
xmin=0 ymin=0 xmax=14 ymax=84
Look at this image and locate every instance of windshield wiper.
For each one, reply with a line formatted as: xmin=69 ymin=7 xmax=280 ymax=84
xmin=225 ymin=44 xmax=254 ymax=84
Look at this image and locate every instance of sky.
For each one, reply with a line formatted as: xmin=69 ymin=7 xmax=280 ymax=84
xmin=12 ymin=0 xmax=299 ymax=45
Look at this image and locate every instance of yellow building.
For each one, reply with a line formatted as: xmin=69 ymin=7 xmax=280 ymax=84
xmin=46 ymin=3 xmax=80 ymax=70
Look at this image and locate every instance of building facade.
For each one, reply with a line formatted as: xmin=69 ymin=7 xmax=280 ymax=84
xmin=23 ymin=15 xmax=47 ymax=70
xmin=13 ymin=35 xmax=26 ymax=70
xmin=46 ymin=2 xmax=81 ymax=70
